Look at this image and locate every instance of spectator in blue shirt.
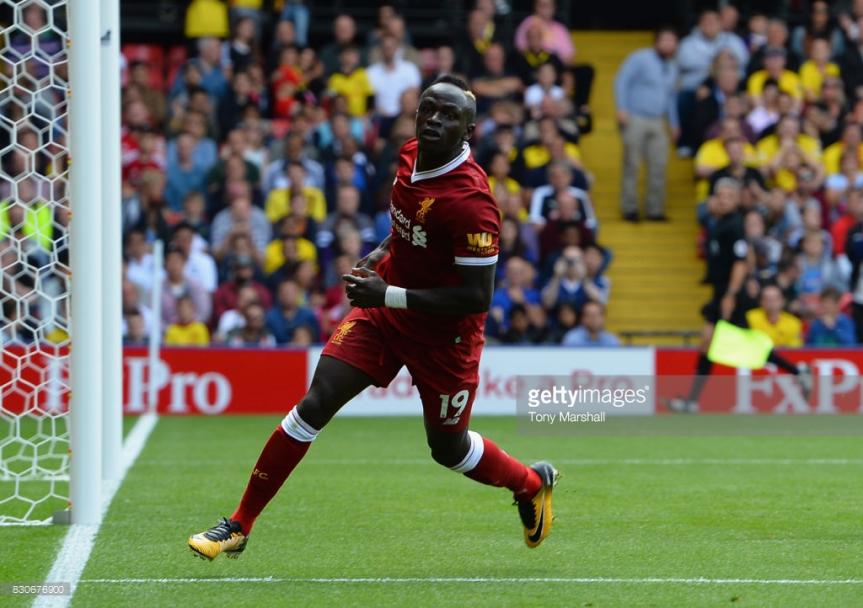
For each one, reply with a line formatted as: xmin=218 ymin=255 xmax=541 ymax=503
xmin=170 ymin=38 xmax=229 ymax=102
xmin=562 ymin=301 xmax=620 ymax=347
xmin=541 ymin=246 xmax=605 ymax=313
xmin=488 ymin=256 xmax=543 ymax=337
xmin=615 ymin=27 xmax=680 ymax=222
xmin=806 ymin=288 xmax=857 ymax=346
xmin=266 ymin=279 xmax=320 ymax=344
xmin=166 ymin=133 xmax=208 ymax=211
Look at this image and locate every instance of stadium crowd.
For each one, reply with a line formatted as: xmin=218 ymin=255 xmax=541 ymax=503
xmin=112 ymin=0 xmax=607 ymax=348
xmin=673 ymin=3 xmax=863 ymax=346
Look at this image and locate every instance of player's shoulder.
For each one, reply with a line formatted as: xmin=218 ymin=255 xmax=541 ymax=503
xmin=430 ymin=153 xmax=492 ymax=196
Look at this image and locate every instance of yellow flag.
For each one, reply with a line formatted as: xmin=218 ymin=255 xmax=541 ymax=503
xmin=707 ymin=320 xmax=774 ymax=369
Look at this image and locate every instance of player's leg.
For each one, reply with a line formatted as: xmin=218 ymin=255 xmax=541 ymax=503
xmin=189 ymin=311 xmax=400 ymax=560
xmin=227 ymin=355 xmax=376 ymax=533
xmin=187 ymin=356 xmax=375 ymax=561
xmin=407 ymin=340 xmax=558 ymax=548
xmin=421 ymin=396 xmax=558 ymax=548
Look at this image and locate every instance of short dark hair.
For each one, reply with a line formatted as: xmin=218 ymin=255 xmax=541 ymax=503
xmin=655 ymin=25 xmax=678 ymax=40
xmin=431 ymin=74 xmax=471 ymax=91
xmin=172 ymin=221 xmax=196 ymax=236
xmin=821 ymin=287 xmax=843 ymax=301
xmin=427 ymin=74 xmax=477 ymax=122
xmin=165 ymin=245 xmax=186 ymax=260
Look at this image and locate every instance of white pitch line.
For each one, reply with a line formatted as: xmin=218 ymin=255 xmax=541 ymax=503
xmin=303 ymin=458 xmax=863 ymax=466
xmin=138 ymin=457 xmax=863 ymax=467
xmin=33 ymin=413 xmax=159 ymax=608
xmin=77 ymin=576 xmax=863 ymax=586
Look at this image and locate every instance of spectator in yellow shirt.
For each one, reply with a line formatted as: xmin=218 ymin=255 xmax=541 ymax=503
xmin=694 ymin=118 xmax=757 ymax=199
xmin=326 ymin=47 xmax=374 ymax=118
xmin=165 ymin=296 xmax=211 ymax=346
xmin=822 ymin=123 xmax=863 ymax=175
xmin=746 ymin=284 xmax=803 ymax=347
xmin=747 ymin=47 xmax=803 ymax=107
xmin=265 ymin=162 xmax=327 ymax=224
xmin=756 ymin=115 xmax=821 ymax=168
xmin=264 ymin=215 xmax=318 ymax=275
xmin=695 ymin=118 xmax=757 ymax=179
xmin=799 ymin=38 xmax=840 ymax=103
xmin=487 ymin=150 xmax=527 ymax=219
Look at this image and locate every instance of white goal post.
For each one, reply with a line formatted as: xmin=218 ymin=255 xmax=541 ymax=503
xmin=0 ymin=0 xmax=122 ymax=526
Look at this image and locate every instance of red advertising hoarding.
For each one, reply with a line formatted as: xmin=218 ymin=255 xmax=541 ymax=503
xmin=656 ymin=349 xmax=863 ymax=414
xmin=123 ymin=347 xmax=308 ymax=415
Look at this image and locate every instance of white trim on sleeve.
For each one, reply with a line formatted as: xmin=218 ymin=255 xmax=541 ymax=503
xmin=454 ymin=255 xmax=499 ymax=266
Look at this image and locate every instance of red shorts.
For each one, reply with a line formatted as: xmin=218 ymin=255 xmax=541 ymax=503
xmin=321 ymin=307 xmax=483 ymax=432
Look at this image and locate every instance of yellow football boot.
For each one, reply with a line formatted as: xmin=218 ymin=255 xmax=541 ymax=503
xmin=517 ymin=462 xmax=559 ymax=548
xmin=188 ymin=517 xmax=248 ymax=561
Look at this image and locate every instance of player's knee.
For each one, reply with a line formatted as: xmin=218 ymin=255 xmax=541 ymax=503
xmin=427 ymin=432 xmax=470 ymax=469
xmin=296 ymin=384 xmax=337 ymax=429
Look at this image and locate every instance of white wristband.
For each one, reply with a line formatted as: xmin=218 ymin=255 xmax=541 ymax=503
xmin=384 ymin=286 xmax=408 ymax=309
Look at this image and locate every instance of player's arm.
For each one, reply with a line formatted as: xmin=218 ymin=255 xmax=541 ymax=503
xmin=342 ymin=263 xmax=495 ymax=315
xmin=356 ymin=235 xmax=391 ymax=271
xmin=403 ymin=262 xmax=495 ymax=314
xmin=345 ymin=194 xmax=500 ymax=315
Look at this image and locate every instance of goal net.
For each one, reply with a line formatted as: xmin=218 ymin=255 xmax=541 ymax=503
xmin=0 ymin=0 xmax=72 ymax=525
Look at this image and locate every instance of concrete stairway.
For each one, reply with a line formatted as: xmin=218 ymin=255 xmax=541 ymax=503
xmin=575 ymin=31 xmax=710 ymax=345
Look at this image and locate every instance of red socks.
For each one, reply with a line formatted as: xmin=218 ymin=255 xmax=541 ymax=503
xmin=453 ymin=431 xmax=542 ymax=499
xmin=231 ymin=409 xmax=318 ymax=535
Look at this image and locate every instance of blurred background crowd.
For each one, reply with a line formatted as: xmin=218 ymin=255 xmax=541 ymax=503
xmin=668 ymin=2 xmax=863 ymax=347
xmin=3 ymin=0 xmax=863 ymax=350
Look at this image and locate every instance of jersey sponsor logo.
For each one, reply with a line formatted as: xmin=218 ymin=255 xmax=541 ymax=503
xmin=415 ymin=197 xmax=436 ymax=223
xmin=331 ymin=320 xmax=357 ymax=346
xmin=467 ymin=232 xmax=493 ymax=248
xmin=391 ymin=202 xmax=414 ymax=243
xmin=466 ymin=232 xmax=494 ymax=255
xmin=412 ymin=224 xmax=428 ymax=248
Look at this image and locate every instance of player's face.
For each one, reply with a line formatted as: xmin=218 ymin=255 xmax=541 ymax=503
xmin=416 ymin=85 xmax=473 ymax=154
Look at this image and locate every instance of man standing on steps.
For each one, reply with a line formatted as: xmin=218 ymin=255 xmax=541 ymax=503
xmin=614 ymin=27 xmax=680 ymax=223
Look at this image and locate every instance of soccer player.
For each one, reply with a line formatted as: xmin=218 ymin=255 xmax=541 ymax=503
xmin=188 ymin=75 xmax=559 ymax=560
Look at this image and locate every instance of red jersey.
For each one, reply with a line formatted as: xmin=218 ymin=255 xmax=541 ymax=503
xmin=373 ymin=138 xmax=500 ymax=346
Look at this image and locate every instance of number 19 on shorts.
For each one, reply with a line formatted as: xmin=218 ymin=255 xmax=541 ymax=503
xmin=439 ymin=390 xmax=469 ymax=426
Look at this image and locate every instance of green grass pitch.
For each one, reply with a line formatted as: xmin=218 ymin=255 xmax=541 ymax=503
xmin=1 ymin=415 xmax=862 ymax=607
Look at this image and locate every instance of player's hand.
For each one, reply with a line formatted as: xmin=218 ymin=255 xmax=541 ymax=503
xmin=342 ymin=268 xmax=388 ymax=308
xmin=720 ymin=294 xmax=736 ymax=320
